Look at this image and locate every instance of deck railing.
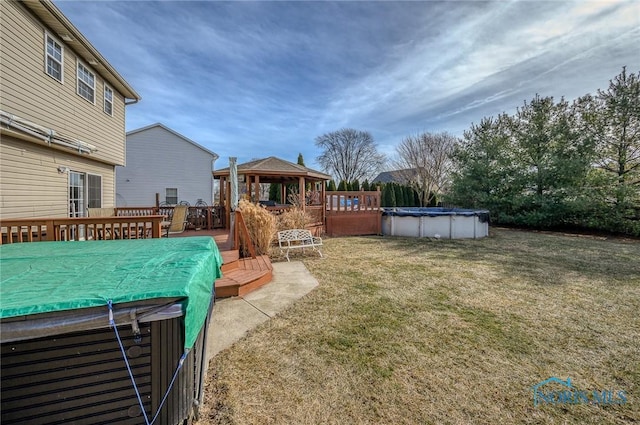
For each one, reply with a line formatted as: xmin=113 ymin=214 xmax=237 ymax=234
xmin=1 ymin=216 xmax=165 ymax=244
xmin=325 ymin=191 xmax=381 ymax=213
xmin=117 ymin=206 xmax=225 ymax=229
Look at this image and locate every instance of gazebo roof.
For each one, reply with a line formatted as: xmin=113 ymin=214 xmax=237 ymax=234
xmin=213 ymin=156 xmax=331 ymax=183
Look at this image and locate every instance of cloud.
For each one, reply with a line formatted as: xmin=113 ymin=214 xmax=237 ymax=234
xmin=56 ymin=0 xmax=639 ymax=169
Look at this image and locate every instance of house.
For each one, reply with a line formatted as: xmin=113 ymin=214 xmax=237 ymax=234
xmin=116 ymin=123 xmax=219 ymax=207
xmin=372 ymin=168 xmax=420 ymax=184
xmin=0 ymin=0 xmax=140 ymax=219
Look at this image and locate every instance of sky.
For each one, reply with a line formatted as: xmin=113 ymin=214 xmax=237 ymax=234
xmin=56 ymin=0 xmax=639 ymax=172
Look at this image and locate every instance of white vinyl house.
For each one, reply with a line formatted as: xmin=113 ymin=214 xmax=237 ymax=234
xmin=116 ymin=123 xmax=219 ymax=207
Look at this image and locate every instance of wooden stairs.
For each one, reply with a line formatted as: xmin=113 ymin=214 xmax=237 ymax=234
xmin=177 ymin=222 xmax=274 ymax=299
xmin=215 ymin=249 xmax=274 ymax=298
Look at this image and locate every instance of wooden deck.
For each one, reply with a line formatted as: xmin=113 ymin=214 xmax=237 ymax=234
xmin=175 ymin=229 xmax=274 ymax=299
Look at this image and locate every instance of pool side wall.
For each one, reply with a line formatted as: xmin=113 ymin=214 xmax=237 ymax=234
xmin=381 ymin=212 xmax=489 ymax=239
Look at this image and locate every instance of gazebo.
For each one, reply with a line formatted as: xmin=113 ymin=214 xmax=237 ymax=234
xmin=212 ymin=156 xmax=331 ymax=231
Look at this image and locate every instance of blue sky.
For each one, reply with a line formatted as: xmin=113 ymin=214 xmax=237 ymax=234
xmin=56 ymin=0 xmax=639 ymax=172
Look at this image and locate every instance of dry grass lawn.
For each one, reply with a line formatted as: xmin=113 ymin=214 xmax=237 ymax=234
xmin=197 ymin=228 xmax=640 ymax=424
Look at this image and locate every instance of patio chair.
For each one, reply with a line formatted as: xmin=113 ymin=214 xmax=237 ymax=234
xmin=164 ymin=205 xmax=188 ymax=237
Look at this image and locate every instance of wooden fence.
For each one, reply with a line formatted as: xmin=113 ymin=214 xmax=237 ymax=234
xmin=325 ymin=191 xmax=382 ymax=237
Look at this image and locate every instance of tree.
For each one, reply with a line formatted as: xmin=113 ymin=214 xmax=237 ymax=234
xmin=269 ymin=183 xmax=281 ymax=203
xmin=394 ymin=132 xmax=458 ymax=206
xmin=581 ymin=67 xmax=640 ymax=206
xmin=447 ymin=68 xmax=639 ymax=236
xmin=381 ymin=183 xmax=396 ymax=207
xmin=448 ymin=115 xmax=515 ymax=211
xmin=510 ymin=95 xmax=592 ymax=197
xmin=315 ymin=128 xmax=386 ymax=184
xmin=297 ymin=153 xmax=305 ymax=166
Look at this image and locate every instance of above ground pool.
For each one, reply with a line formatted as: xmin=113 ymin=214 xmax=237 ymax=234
xmin=381 ymin=207 xmax=490 ymax=239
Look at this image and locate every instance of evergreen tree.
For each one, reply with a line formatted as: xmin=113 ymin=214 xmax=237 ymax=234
xmin=382 ymin=183 xmax=395 ymax=207
xmin=268 ymin=183 xmax=280 ymax=203
xmin=393 ymin=183 xmax=405 ymax=206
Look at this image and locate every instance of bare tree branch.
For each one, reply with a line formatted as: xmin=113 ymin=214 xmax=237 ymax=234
xmin=393 ymin=132 xmax=459 ymax=206
xmin=315 ymin=128 xmax=386 ymax=183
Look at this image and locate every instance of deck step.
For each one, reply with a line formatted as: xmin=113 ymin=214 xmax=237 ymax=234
xmin=221 ymin=250 xmax=240 ymax=273
xmin=215 ymin=254 xmax=273 ymax=298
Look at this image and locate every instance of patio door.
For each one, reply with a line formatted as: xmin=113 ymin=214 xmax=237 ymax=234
xmin=69 ymin=172 xmax=102 ymax=240
xmin=69 ymin=172 xmax=102 ymax=217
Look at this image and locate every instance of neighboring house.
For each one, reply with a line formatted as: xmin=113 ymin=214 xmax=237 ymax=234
xmin=372 ymin=168 xmax=420 ymax=184
xmin=116 ymin=124 xmax=219 ymax=207
xmin=0 ymin=0 xmax=140 ymax=219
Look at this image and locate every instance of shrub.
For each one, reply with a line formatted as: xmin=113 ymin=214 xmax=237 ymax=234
xmin=238 ymin=199 xmax=277 ymax=256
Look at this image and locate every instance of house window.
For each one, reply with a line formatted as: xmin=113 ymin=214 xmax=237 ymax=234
xmin=166 ymin=188 xmax=178 ymax=205
xmin=104 ymin=84 xmax=113 ymax=116
xmin=77 ymin=61 xmax=95 ymax=103
xmin=69 ymin=172 xmax=102 ymax=217
xmin=45 ymin=33 xmax=63 ymax=82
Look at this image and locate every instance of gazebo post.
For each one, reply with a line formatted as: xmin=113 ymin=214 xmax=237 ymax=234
xmin=299 ymin=176 xmax=306 ymax=211
xmin=245 ymin=174 xmax=251 ymax=201
xmin=219 ymin=176 xmax=226 ymax=206
xmin=321 ymin=179 xmax=326 ymax=226
xmin=280 ymin=180 xmax=286 ymax=205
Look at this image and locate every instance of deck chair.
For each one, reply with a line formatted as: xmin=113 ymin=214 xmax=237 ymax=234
xmin=164 ymin=205 xmax=188 ymax=237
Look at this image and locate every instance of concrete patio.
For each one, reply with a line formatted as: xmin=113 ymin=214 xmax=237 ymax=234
xmin=206 ymin=260 xmax=319 ymax=363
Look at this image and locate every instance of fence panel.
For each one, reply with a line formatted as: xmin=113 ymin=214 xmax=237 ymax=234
xmin=325 ymin=191 xmax=382 ymax=237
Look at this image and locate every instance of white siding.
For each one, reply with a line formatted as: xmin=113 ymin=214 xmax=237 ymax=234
xmin=116 ymin=126 xmax=216 ymax=206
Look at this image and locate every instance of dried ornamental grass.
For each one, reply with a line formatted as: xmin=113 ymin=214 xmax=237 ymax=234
xmin=276 ymin=207 xmax=311 ymax=232
xmin=237 ymin=199 xmax=277 ymax=256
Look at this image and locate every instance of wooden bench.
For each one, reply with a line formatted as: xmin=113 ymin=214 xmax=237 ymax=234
xmin=277 ymin=229 xmax=323 ymax=261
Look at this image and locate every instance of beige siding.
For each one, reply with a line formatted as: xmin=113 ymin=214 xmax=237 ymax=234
xmin=1 ymin=136 xmax=115 ymax=219
xmin=0 ymin=1 xmax=127 ymax=166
